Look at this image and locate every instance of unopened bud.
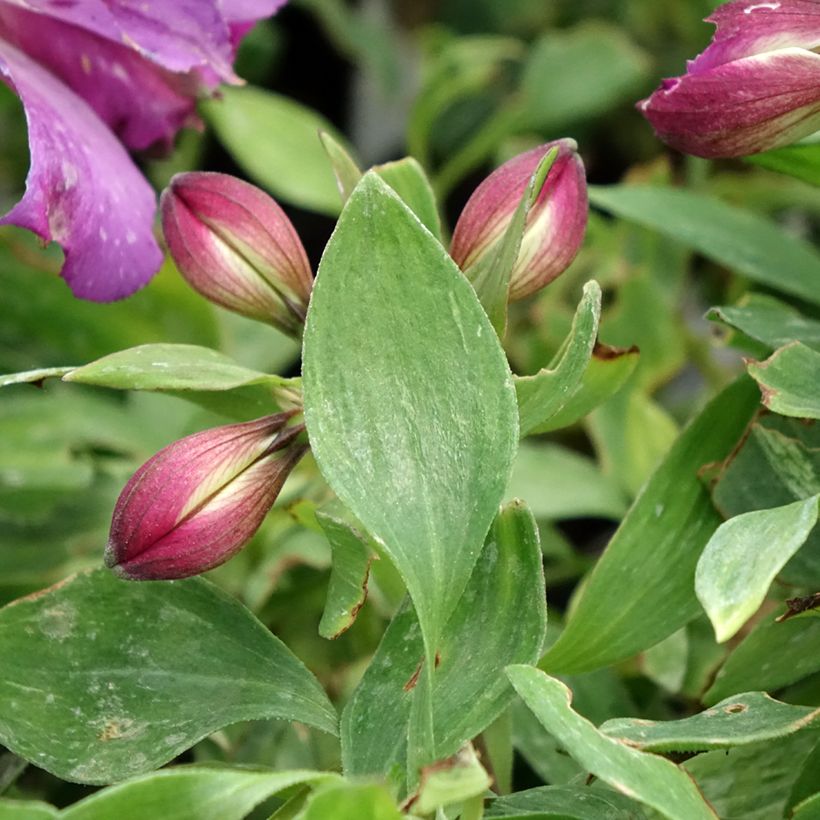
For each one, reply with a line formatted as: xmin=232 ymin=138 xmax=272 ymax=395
xmin=161 ymin=172 xmax=313 ymax=336
xmin=451 ymin=140 xmax=588 ymax=302
xmin=106 ymin=413 xmax=306 ymax=580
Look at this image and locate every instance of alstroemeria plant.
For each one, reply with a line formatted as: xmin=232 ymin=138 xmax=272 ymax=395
xmin=0 ymin=0 xmax=286 ymax=301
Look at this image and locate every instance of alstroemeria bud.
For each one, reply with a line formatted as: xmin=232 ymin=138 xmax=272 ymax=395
xmin=106 ymin=413 xmax=307 ymax=580
xmin=450 ymin=140 xmax=588 ymax=302
xmin=638 ymin=0 xmax=820 ymax=158
xmin=161 ymin=172 xmax=313 ymax=336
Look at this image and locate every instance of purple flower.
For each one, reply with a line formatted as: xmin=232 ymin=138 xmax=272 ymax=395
xmin=450 ymin=140 xmax=588 ymax=301
xmin=639 ymin=0 xmax=820 ymax=158
xmin=0 ymin=0 xmax=287 ymax=301
xmin=161 ymin=172 xmax=313 ymax=337
xmin=106 ymin=412 xmax=306 ymax=580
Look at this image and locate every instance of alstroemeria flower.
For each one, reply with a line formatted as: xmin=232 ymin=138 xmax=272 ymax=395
xmin=0 ymin=0 xmax=287 ymax=301
xmin=639 ymin=0 xmax=820 ymax=158
xmin=106 ymin=412 xmax=307 ymax=580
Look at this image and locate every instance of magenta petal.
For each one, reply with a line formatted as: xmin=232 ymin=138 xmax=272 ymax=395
xmin=640 ymin=49 xmax=820 ymax=158
xmin=0 ymin=40 xmax=162 ymax=301
xmin=690 ymin=0 xmax=820 ymax=73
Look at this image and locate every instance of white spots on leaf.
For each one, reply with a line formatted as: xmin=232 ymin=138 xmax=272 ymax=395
xmin=39 ymin=602 xmax=77 ymax=641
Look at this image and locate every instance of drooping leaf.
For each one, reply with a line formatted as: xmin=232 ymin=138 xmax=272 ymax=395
xmin=695 ymin=496 xmax=820 ymax=642
xmin=0 ymin=570 xmax=337 ymax=784
xmin=515 ymin=281 xmax=638 ymax=436
xmin=707 ymin=294 xmax=820 ymax=353
xmin=683 ymin=731 xmax=819 ymax=820
xmin=59 ymin=767 xmax=338 ymax=820
xmin=540 ymin=378 xmax=759 ymax=674
xmin=602 ymin=692 xmax=820 ymax=753
xmin=747 ymin=342 xmax=820 ymax=419
xmin=302 ymin=172 xmax=518 ymax=654
xmin=341 ymin=501 xmax=546 ymax=778
xmin=485 ymin=785 xmax=647 ymax=819
xmin=202 ymin=86 xmax=353 ymax=216
xmin=705 ymin=616 xmax=820 ymax=705
xmin=373 ymin=158 xmax=442 ymax=240
xmin=317 ymin=512 xmax=375 ymax=640
xmin=589 ymin=186 xmax=820 ymax=306
xmin=507 ymin=666 xmax=716 ymax=820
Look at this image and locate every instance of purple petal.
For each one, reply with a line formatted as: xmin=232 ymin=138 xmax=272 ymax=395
xmin=690 ymin=0 xmax=820 ymax=74
xmin=0 ymin=5 xmax=198 ymax=151
xmin=639 ymin=48 xmax=820 ymax=158
xmin=0 ymin=40 xmax=163 ymax=301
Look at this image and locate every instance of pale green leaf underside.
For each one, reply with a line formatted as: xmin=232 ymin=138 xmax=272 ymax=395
xmin=747 ymin=342 xmax=820 ymax=420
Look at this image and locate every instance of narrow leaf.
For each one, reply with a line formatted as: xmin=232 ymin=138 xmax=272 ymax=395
xmin=747 ymin=342 xmax=820 ymax=419
xmin=0 ymin=368 xmax=73 ymax=388
xmin=589 ymin=186 xmax=820 ymax=306
xmin=540 ymin=378 xmax=759 ymax=673
xmin=374 ymin=157 xmax=442 ymax=240
xmin=319 ymin=131 xmax=362 ymax=204
xmin=602 ymin=692 xmax=820 ymax=753
xmin=507 ymin=666 xmax=716 ymax=820
xmin=515 ymin=281 xmax=638 ymax=435
xmin=0 ymin=570 xmax=337 ymax=784
xmin=317 ymin=513 xmax=375 ymax=639
xmin=302 ymin=172 xmax=518 ymax=653
xmin=696 ymin=496 xmax=820 ymax=642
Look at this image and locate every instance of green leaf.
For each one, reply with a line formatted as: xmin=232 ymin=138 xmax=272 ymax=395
xmin=705 ymin=616 xmax=820 ymax=705
xmin=202 ymin=86 xmax=353 ymax=216
xmin=316 ymin=512 xmax=375 ymax=640
xmin=413 ymin=745 xmax=491 ymax=816
xmin=63 ymin=344 xmax=296 ymax=421
xmin=520 ymin=23 xmax=649 ymax=131
xmin=745 ymin=143 xmax=820 ymax=186
xmin=0 ymin=368 xmax=73 ymax=388
xmin=485 ymin=785 xmax=647 ymax=819
xmin=0 ymin=801 xmax=57 ymax=820
xmin=60 ymin=767 xmax=337 ymax=820
xmin=373 ymin=158 xmax=442 ymax=241
xmin=341 ymin=501 xmax=546 ymax=778
xmin=589 ymin=186 xmax=820 ymax=306
xmin=515 ymin=281 xmax=638 ymax=436
xmin=683 ymin=730 xmax=819 ymax=820
xmin=465 ymin=148 xmax=557 ymax=335
xmin=707 ymin=413 xmax=820 ymax=586
xmin=707 ymin=294 xmax=820 ymax=352
xmin=794 ymin=792 xmax=820 ymax=820
xmin=540 ymin=377 xmax=760 ymax=674
xmin=296 ymin=782 xmax=402 ymax=820
xmin=602 ymin=692 xmax=820 ymax=753
xmin=696 ymin=496 xmax=820 ymax=642
xmin=319 ymin=130 xmax=362 ymax=204
xmin=747 ymin=342 xmax=820 ymax=419
xmin=302 ymin=172 xmax=518 ymax=653
xmin=506 ymin=666 xmax=716 ymax=820
xmin=0 ymin=570 xmax=337 ymax=784
xmin=507 ymin=442 xmax=628 ymax=521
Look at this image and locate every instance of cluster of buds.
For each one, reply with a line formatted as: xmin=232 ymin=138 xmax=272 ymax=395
xmin=106 ymin=412 xmax=306 ymax=580
xmin=639 ymin=0 xmax=820 ymax=158
xmin=161 ymin=172 xmax=314 ymax=337
xmin=450 ymin=139 xmax=588 ymax=301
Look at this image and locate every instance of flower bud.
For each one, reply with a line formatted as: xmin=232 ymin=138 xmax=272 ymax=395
xmin=160 ymin=172 xmax=313 ymax=336
xmin=106 ymin=413 xmax=307 ymax=580
xmin=450 ymin=140 xmax=588 ymax=302
xmin=638 ymin=1 xmax=820 ymax=158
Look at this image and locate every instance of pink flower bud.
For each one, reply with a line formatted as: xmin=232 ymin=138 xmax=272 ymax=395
xmin=106 ymin=413 xmax=307 ymax=580
xmin=160 ymin=172 xmax=313 ymax=336
xmin=638 ymin=0 xmax=820 ymax=158
xmin=450 ymin=140 xmax=588 ymax=302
